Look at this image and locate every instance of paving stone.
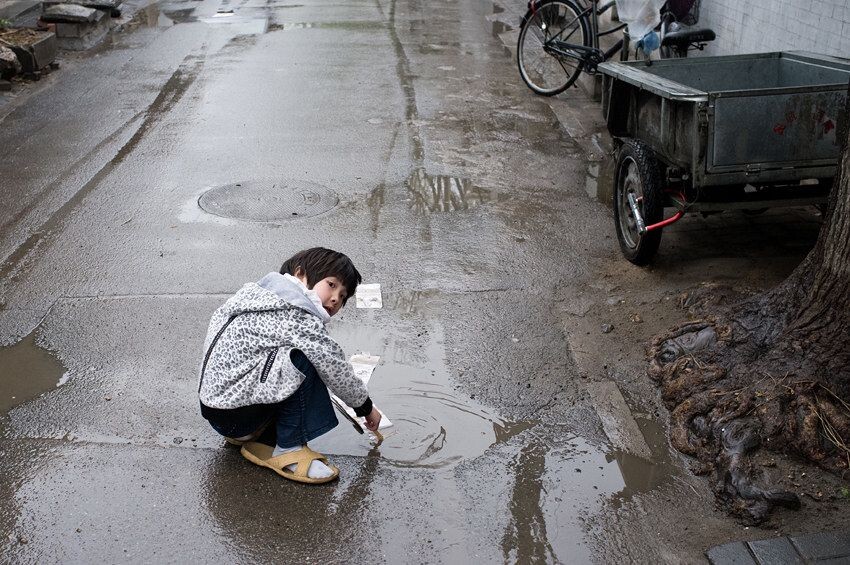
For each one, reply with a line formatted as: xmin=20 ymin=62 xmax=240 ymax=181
xmin=789 ymin=531 xmax=850 ymax=561
xmin=747 ymin=537 xmax=803 ymax=564
xmin=41 ymin=0 xmax=121 ymax=9
xmin=706 ymin=541 xmax=758 ymax=565
xmin=814 ymin=558 xmax=850 ymax=565
xmin=41 ymin=3 xmax=97 ymax=23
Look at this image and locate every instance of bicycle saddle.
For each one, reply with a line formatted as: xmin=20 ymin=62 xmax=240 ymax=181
xmin=661 ymin=27 xmax=716 ymax=46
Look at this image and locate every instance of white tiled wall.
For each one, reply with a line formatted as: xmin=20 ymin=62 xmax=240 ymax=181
xmin=696 ymin=0 xmax=850 ymax=57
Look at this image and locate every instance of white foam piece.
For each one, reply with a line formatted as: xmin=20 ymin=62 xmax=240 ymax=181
xmin=331 ymin=353 xmax=392 ymax=430
xmin=355 ymin=284 xmax=382 ymax=309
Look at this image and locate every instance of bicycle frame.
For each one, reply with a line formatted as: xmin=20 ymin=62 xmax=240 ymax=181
xmin=535 ymin=0 xmax=627 ymax=72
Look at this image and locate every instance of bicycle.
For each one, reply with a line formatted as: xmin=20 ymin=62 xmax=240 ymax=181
xmin=517 ymin=0 xmax=715 ymax=96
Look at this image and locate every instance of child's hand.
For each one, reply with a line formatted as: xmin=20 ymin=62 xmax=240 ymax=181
xmin=364 ymin=407 xmax=382 ymax=432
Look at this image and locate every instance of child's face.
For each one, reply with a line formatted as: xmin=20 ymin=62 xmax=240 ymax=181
xmin=298 ymin=274 xmax=348 ymax=316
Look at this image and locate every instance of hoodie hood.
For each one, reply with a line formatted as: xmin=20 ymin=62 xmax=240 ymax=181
xmin=256 ymin=272 xmax=331 ymax=324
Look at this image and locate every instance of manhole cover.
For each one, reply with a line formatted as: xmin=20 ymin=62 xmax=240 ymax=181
xmin=198 ymin=180 xmax=339 ymax=222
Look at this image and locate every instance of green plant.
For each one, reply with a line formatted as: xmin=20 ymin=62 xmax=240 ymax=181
xmin=841 ymin=486 xmax=850 ymax=499
xmin=0 ymin=19 xmax=12 ymax=29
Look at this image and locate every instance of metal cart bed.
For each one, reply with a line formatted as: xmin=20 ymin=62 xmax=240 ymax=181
xmin=598 ymin=51 xmax=850 ymax=264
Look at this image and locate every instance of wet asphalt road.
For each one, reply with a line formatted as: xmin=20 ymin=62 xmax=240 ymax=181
xmin=0 ymin=0 xmax=632 ymax=560
xmin=0 ymin=0 xmax=830 ymax=562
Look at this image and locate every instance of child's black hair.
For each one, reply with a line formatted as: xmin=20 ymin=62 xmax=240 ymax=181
xmin=280 ymin=247 xmax=361 ymax=303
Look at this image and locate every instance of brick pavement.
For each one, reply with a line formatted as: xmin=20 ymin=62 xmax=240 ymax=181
xmin=707 ymin=530 xmax=850 ymax=564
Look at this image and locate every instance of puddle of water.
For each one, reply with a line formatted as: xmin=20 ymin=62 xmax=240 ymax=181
xmin=311 ymin=314 xmax=519 ymax=469
xmin=267 ymin=21 xmax=385 ymax=32
xmin=0 ymin=329 xmax=67 ymax=415
xmin=529 ymin=432 xmax=677 ymax=561
xmin=406 ymin=169 xmax=491 ymax=214
xmin=161 ymin=7 xmax=198 ymax=23
xmin=199 ymin=14 xmax=268 ymax=34
xmin=585 ymin=159 xmax=614 ymax=201
xmin=491 ymin=20 xmax=511 ymax=38
xmin=123 ymin=3 xmax=176 ymax=28
xmin=586 ymin=162 xmax=599 ymax=199
xmin=267 ymin=22 xmax=313 ymax=31
xmin=603 ymin=415 xmax=679 ymax=504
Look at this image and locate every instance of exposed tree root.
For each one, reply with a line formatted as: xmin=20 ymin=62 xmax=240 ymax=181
xmin=648 ymin=308 xmax=850 ymax=525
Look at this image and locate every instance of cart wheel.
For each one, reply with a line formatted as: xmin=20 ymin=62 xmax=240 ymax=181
xmin=613 ymin=139 xmax=664 ymax=265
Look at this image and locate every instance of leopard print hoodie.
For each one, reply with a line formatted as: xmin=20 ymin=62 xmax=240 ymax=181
xmin=198 ymin=272 xmax=369 ymax=411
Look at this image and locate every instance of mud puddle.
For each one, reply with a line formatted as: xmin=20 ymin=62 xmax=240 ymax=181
xmin=0 ymin=329 xmax=68 ymax=416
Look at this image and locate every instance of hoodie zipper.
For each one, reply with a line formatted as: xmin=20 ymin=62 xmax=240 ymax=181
xmin=260 ymin=349 xmax=278 ymax=383
xmin=198 ymin=309 xmax=275 ymax=392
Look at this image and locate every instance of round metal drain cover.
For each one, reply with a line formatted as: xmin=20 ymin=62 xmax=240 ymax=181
xmin=199 ymin=180 xmax=339 ymax=222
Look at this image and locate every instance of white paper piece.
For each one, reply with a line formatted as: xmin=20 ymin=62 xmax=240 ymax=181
xmin=331 ymin=354 xmax=393 ymax=430
xmin=355 ymin=284 xmax=383 ymax=309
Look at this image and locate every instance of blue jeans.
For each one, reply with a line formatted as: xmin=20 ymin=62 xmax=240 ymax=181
xmin=202 ymin=350 xmax=339 ymax=448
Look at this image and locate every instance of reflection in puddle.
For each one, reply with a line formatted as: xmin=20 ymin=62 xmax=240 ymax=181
xmin=268 ymin=21 xmax=313 ymax=31
xmin=503 ymin=443 xmax=556 ymax=563
xmin=383 ymin=289 xmax=441 ymax=315
xmin=267 ymin=21 xmax=386 ymax=32
xmin=0 ymin=329 xmax=67 ymax=415
xmin=585 ymin=159 xmax=614 ymax=201
xmin=199 ymin=14 xmax=268 ymax=34
xmin=121 ymin=2 xmax=185 ymax=29
xmin=161 ymin=8 xmax=197 ymax=23
xmin=406 ymin=169 xmax=490 ymax=214
xmin=311 ymin=319 xmax=516 ymax=469
xmin=503 ymin=432 xmax=678 ymax=562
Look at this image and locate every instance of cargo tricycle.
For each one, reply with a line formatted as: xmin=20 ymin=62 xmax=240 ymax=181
xmin=598 ymin=51 xmax=850 ymax=264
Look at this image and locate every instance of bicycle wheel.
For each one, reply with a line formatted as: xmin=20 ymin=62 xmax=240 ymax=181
xmin=517 ymin=0 xmax=589 ymax=96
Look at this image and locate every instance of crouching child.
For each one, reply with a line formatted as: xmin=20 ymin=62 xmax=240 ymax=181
xmin=198 ymin=247 xmax=381 ymax=484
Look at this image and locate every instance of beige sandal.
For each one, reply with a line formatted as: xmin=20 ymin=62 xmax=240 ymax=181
xmin=240 ymin=442 xmax=339 ymax=484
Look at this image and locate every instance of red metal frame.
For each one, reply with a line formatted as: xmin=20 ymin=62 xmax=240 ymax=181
xmin=644 ymin=191 xmax=686 ymax=232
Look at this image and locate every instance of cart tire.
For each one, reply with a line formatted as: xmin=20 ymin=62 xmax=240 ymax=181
xmin=613 ymin=139 xmax=664 ymax=265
